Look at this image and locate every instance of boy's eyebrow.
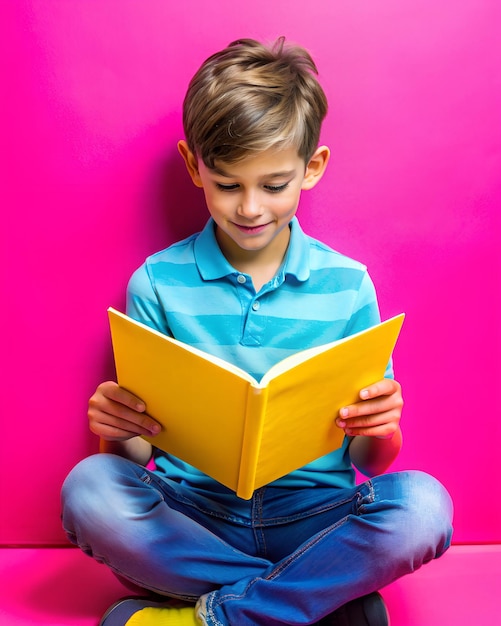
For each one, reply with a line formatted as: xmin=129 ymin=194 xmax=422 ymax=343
xmin=211 ymin=166 xmax=298 ymax=179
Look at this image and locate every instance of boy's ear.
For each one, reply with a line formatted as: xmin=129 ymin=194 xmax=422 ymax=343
xmin=301 ymin=145 xmax=330 ymax=190
xmin=177 ymin=140 xmax=204 ymax=188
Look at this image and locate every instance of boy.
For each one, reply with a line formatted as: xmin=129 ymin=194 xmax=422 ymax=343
xmin=61 ymin=38 xmax=453 ymax=626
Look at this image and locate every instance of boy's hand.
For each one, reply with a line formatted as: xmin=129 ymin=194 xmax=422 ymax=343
xmin=88 ymin=381 xmax=161 ymax=442
xmin=336 ymin=378 xmax=403 ymax=439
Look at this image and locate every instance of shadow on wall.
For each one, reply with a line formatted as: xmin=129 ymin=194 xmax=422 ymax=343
xmin=144 ymin=146 xmax=209 ymax=249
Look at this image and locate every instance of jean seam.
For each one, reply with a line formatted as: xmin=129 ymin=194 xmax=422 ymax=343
xmin=265 ymin=515 xmax=350 ymax=582
xmin=147 ymin=474 xmax=361 ymax=527
xmin=356 ymin=479 xmax=375 ymax=515
xmin=210 ymin=513 xmax=351 ymax=618
xmin=251 ymin=488 xmax=267 ymax=558
xmin=208 ymin=483 xmax=371 ymax=618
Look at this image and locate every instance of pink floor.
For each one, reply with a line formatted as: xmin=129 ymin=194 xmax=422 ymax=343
xmin=1 ymin=545 xmax=500 ymax=625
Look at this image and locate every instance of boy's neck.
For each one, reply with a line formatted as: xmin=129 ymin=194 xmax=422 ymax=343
xmin=215 ymin=224 xmax=291 ymax=291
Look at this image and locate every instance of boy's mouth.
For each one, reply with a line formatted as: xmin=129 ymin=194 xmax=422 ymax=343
xmin=233 ymin=222 xmax=270 ymax=234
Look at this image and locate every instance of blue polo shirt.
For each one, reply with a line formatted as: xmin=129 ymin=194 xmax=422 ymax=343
xmin=126 ymin=218 xmax=390 ymax=500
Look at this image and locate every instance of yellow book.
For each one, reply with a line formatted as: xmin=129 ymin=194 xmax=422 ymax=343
xmin=108 ymin=308 xmax=405 ymax=499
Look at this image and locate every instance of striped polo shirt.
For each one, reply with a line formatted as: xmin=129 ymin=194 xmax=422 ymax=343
xmin=126 ymin=217 xmax=391 ymax=498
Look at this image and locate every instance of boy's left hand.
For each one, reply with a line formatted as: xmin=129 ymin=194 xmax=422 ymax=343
xmin=336 ymin=378 xmax=403 ymax=439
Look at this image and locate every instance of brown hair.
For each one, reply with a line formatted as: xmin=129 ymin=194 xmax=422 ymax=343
xmin=182 ymin=37 xmax=328 ymax=168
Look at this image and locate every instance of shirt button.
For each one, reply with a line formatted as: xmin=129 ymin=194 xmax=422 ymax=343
xmin=237 ymin=274 xmax=246 ymax=284
xmin=252 ymin=301 xmax=260 ymax=311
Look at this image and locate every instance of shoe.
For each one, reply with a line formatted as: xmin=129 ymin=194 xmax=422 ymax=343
xmin=194 ymin=594 xmax=209 ymax=625
xmin=99 ymin=596 xmax=200 ymax=626
xmin=319 ymin=591 xmax=390 ymax=626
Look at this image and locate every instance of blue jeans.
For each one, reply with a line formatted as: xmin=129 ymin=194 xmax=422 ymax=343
xmin=61 ymin=454 xmax=453 ymax=625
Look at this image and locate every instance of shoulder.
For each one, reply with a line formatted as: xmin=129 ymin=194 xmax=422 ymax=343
xmin=127 ymin=231 xmax=201 ymax=296
xmin=286 ymin=220 xmax=373 ymax=299
xmin=138 ymin=230 xmax=202 ymax=273
xmin=300 ymin=221 xmax=367 ymax=272
xmin=296 ymin=224 xmax=367 ymax=276
xmin=146 ymin=231 xmax=200 ymax=266
xmin=307 ymin=237 xmax=375 ymax=298
xmin=307 ymin=235 xmax=367 ymax=272
xmin=291 ymin=218 xmax=367 ymax=273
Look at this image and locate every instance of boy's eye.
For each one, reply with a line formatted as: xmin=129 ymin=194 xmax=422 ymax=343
xmin=215 ymin=182 xmax=290 ymax=193
xmin=264 ymin=183 xmax=289 ymax=193
xmin=216 ymin=183 xmax=240 ymax=192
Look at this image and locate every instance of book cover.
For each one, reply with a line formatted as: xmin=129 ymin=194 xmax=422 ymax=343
xmin=108 ymin=308 xmax=405 ymax=499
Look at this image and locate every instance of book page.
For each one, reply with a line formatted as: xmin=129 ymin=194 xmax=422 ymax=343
xmin=109 ymin=308 xmax=257 ymax=384
xmin=260 ymin=315 xmax=404 ymax=386
xmin=108 ymin=308 xmax=256 ymax=491
xmin=253 ymin=314 xmax=405 ymax=488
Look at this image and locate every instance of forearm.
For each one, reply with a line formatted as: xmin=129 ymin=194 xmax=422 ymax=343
xmin=99 ymin=436 xmax=153 ymax=466
xmin=349 ymin=425 xmax=403 ymax=477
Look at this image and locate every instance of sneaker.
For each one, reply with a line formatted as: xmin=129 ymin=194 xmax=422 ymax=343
xmin=318 ymin=591 xmax=390 ymax=626
xmin=194 ymin=594 xmax=209 ymax=625
xmin=99 ymin=596 xmax=201 ymax=626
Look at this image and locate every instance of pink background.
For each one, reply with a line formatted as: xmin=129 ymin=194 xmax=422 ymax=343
xmin=1 ymin=1 xmax=500 ymax=546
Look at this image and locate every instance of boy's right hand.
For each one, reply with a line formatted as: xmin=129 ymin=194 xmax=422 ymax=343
xmin=88 ymin=381 xmax=161 ymax=442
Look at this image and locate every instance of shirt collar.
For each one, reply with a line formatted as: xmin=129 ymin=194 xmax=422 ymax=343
xmin=282 ymin=217 xmax=311 ymax=282
xmin=194 ymin=217 xmax=310 ymax=282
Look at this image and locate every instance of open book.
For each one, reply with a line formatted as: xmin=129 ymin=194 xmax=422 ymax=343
xmin=108 ymin=308 xmax=405 ymax=499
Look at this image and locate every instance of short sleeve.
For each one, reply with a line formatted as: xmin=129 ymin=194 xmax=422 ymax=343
xmin=125 ymin=262 xmax=171 ymax=336
xmin=345 ymin=271 xmax=394 ymax=379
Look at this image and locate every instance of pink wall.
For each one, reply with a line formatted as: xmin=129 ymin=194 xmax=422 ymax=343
xmin=2 ymin=1 xmax=500 ymax=545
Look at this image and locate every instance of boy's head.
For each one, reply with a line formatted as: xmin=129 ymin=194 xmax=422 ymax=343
xmin=182 ymin=37 xmax=328 ymax=168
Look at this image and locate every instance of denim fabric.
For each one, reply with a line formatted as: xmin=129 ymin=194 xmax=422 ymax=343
xmin=61 ymin=454 xmax=453 ymax=625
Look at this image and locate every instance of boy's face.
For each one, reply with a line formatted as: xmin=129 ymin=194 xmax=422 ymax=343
xmin=178 ymin=143 xmax=329 ymax=265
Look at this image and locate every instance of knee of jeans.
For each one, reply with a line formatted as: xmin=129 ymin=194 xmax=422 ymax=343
xmin=394 ymin=470 xmax=454 ymax=559
xmin=61 ymin=454 xmax=128 ymax=535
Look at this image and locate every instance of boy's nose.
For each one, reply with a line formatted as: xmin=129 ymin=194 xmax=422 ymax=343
xmin=237 ymin=192 xmax=264 ymax=218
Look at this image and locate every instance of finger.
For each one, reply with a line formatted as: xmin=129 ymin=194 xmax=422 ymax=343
xmin=99 ymin=381 xmax=146 ymax=412
xmin=340 ymin=411 xmax=395 ymax=431
xmin=93 ymin=415 xmax=158 ymax=440
xmin=109 ymin=411 xmax=161 ymax=436
xmin=89 ymin=399 xmax=161 ymax=436
xmin=109 ymin=409 xmax=161 ymax=436
xmin=90 ymin=420 xmax=140 ymax=441
xmin=359 ymin=378 xmax=400 ymax=401
xmin=344 ymin=414 xmax=399 ymax=438
xmin=339 ymin=381 xmax=402 ymax=421
xmin=337 ymin=398 xmax=402 ymax=435
xmin=346 ymin=424 xmax=396 ymax=439
xmin=339 ymin=395 xmax=400 ymax=422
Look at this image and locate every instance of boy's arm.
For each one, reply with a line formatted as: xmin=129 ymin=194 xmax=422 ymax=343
xmin=99 ymin=437 xmax=154 ymax=466
xmin=337 ymin=378 xmax=404 ymax=476
xmin=348 ymin=425 xmax=403 ymax=477
xmin=89 ymin=381 xmax=161 ymax=466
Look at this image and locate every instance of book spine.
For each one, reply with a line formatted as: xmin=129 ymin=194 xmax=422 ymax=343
xmin=236 ymin=386 xmax=268 ymax=500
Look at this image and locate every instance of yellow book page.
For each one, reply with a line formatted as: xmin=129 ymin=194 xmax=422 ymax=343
xmin=108 ymin=308 xmax=257 ymax=492
xmin=253 ymin=315 xmax=404 ymax=489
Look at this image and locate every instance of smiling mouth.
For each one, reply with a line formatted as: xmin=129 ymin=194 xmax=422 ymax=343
xmin=233 ymin=222 xmax=270 ymax=234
